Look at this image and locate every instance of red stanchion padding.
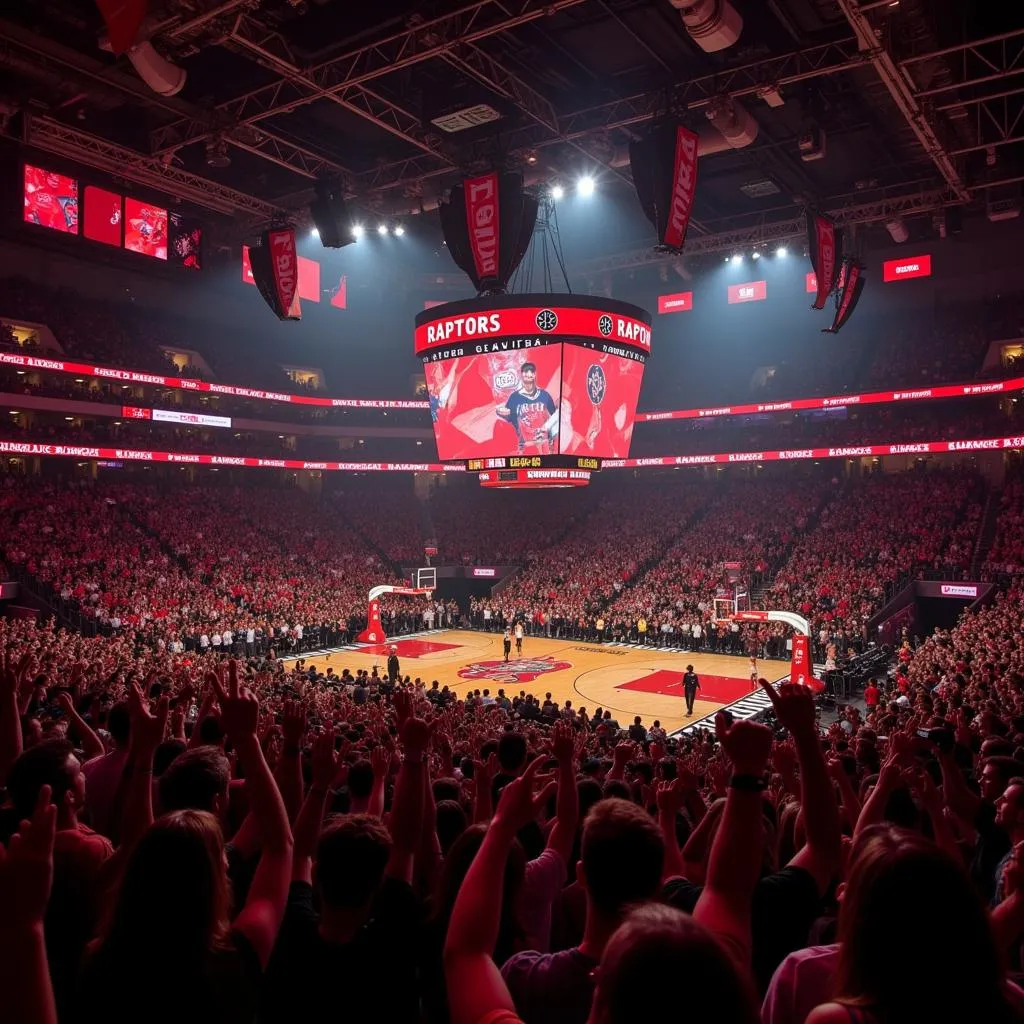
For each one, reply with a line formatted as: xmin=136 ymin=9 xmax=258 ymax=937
xmin=357 ymin=598 xmax=385 ymax=644
xmin=790 ymin=634 xmax=824 ymax=692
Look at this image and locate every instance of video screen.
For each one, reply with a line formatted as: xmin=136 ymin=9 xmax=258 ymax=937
xmin=169 ymin=212 xmax=202 ymax=270
xmin=125 ymin=198 xmax=168 ymax=260
xmin=426 ymin=346 xmax=562 ymax=461
xmin=559 ymin=346 xmax=645 ymax=459
xmin=84 ymin=186 xmax=122 ymax=246
xmin=24 ymin=165 xmax=78 ymax=234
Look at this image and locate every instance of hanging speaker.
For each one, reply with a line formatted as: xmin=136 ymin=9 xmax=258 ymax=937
xmin=310 ymin=180 xmax=354 ymax=249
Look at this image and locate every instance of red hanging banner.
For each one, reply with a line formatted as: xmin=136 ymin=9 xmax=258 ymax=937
xmin=463 ymin=172 xmax=500 ymax=284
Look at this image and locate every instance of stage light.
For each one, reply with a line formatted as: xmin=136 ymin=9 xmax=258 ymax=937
xmin=577 ymin=176 xmax=595 ymax=197
xmin=776 ymin=246 xmax=787 ymax=257
xmin=377 ymin=223 xmax=389 ymax=235
xmin=310 ymin=227 xmax=319 ymax=240
xmin=751 ymin=250 xmax=761 ymax=260
xmin=394 ymin=224 xmax=405 ymax=237
xmin=724 ymin=255 xmax=730 ymax=263
xmin=731 ymin=253 xmax=743 ymax=264
xmin=550 ymin=184 xmax=565 ymax=201
xmin=352 ymin=224 xmax=364 ymax=239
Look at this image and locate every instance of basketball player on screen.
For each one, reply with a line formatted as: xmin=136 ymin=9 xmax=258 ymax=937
xmin=496 ymin=362 xmax=558 ymax=454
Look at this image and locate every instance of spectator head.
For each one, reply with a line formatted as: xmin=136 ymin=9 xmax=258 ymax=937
xmin=7 ymin=738 xmax=84 ymax=820
xmin=107 ymin=701 xmax=131 ymax=747
xmin=834 ymin=825 xmax=1012 ymax=1022
xmin=433 ymin=777 xmax=462 ymax=803
xmin=981 ymin=756 xmax=1020 ymax=802
xmin=196 ymin=714 xmax=225 ymax=747
xmin=96 ymin=809 xmax=230 ymax=956
xmin=497 ymin=732 xmax=527 ymax=775
xmin=154 ymin=739 xmax=187 ymax=777
xmin=158 ymin=747 xmax=231 ymax=816
xmin=995 ymin=777 xmax=1024 ymax=836
xmin=315 ymin=814 xmax=391 ymax=911
xmin=589 ymin=903 xmax=758 ymax=1024
xmin=19 ymin=715 xmax=42 ymax=748
xmin=434 ymin=823 xmax=525 ymax=958
xmin=347 ymin=759 xmax=375 ymax=800
xmin=579 ymin=798 xmax=664 ymax=922
xmin=435 ymin=799 xmax=468 ymax=856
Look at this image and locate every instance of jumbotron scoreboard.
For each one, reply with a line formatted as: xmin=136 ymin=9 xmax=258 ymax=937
xmin=415 ymin=294 xmax=652 ymax=488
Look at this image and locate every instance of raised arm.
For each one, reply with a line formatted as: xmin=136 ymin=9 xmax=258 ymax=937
xmin=445 ymin=756 xmax=548 ymax=1024
xmin=56 ymin=692 xmax=104 ymax=762
xmin=761 ymin=680 xmax=842 ymax=893
xmin=545 ymin=719 xmax=579 ymax=863
xmin=0 ymin=786 xmax=58 ymax=1024
xmin=694 ymin=716 xmax=773 ymax=966
xmin=214 ymin=661 xmax=293 ymax=968
xmin=291 ymin=728 xmax=345 ymax=885
xmin=384 ymin=713 xmax=430 ymax=885
xmin=0 ymin=650 xmax=25 ymax=787
xmin=275 ymin=700 xmax=307 ymax=824
xmin=118 ymin=683 xmax=170 ymax=852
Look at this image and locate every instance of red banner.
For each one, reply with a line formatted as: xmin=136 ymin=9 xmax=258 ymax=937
xmin=662 ymin=125 xmax=699 ymax=251
xmin=95 ymin=0 xmax=148 ymax=54
xmin=464 ymin=173 xmax=500 ymax=284
xmin=658 ymin=291 xmax=693 ymax=314
xmin=2 ymin=434 xmax=1022 ymax=473
xmin=883 ymin=254 xmax=932 ymax=282
xmin=1 ymin=350 xmax=1019 ymax=421
xmin=728 ymin=280 xmax=767 ymax=304
xmin=268 ymin=228 xmax=300 ymax=318
xmin=810 ymin=214 xmax=838 ymax=310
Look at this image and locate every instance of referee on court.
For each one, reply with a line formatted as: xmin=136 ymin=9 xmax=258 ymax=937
xmin=683 ymin=665 xmax=700 ymax=717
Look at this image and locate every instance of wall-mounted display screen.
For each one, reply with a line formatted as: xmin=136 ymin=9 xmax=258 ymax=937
xmin=24 ymin=165 xmax=78 ymax=234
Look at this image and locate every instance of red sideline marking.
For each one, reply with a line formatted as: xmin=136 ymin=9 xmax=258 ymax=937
xmin=357 ymin=639 xmax=460 ymax=658
xmin=616 ymin=670 xmax=753 ymax=704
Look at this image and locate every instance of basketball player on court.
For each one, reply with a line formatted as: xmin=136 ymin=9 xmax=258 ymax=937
xmin=514 ymin=621 xmax=524 ymax=655
xmin=749 ymin=654 xmax=759 ymax=692
xmin=683 ymin=664 xmax=700 ymax=717
xmin=496 ymin=362 xmax=558 ymax=454
xmin=503 ymin=628 xmax=512 ymax=662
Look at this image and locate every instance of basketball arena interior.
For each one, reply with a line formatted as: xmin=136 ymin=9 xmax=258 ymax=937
xmin=1 ymin=2 xmax=1024 ymax=1022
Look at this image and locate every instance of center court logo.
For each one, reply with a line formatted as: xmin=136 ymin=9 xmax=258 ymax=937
xmin=458 ymin=656 xmax=571 ymax=683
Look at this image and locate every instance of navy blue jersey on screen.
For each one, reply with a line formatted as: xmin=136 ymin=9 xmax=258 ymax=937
xmin=506 ymin=388 xmax=555 ymax=439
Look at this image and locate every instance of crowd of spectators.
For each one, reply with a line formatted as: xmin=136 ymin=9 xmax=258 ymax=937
xmin=6 ymin=559 xmax=1024 ymax=1023
xmin=603 ymin=478 xmax=819 ymax=652
xmin=985 ymin=471 xmax=1024 ymax=576
xmin=471 ymin=480 xmax=712 ymax=638
xmin=0 ymin=481 xmax=451 ymax=650
xmin=769 ymin=469 xmax=983 ymax=641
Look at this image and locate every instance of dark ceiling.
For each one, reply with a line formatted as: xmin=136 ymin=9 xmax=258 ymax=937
xmin=1 ymin=0 xmax=1022 ymax=257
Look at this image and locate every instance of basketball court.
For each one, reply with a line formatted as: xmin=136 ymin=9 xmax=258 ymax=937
xmin=287 ymin=628 xmax=778 ymax=734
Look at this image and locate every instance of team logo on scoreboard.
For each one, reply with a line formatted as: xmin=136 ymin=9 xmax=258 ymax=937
xmin=587 ymin=364 xmax=606 ymax=406
xmin=458 ymin=656 xmax=571 ymax=683
xmin=597 ymin=314 xmax=613 ymax=336
xmin=494 ymin=370 xmax=518 ymax=390
xmin=535 ymin=309 xmax=558 ymax=333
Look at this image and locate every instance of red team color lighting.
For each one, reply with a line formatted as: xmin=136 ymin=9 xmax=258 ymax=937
xmin=1 ymin=433 xmax=1022 ymax=473
xmin=1 ymin=351 xmax=1019 ymax=422
xmin=635 ymin=377 xmax=1018 ymax=422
